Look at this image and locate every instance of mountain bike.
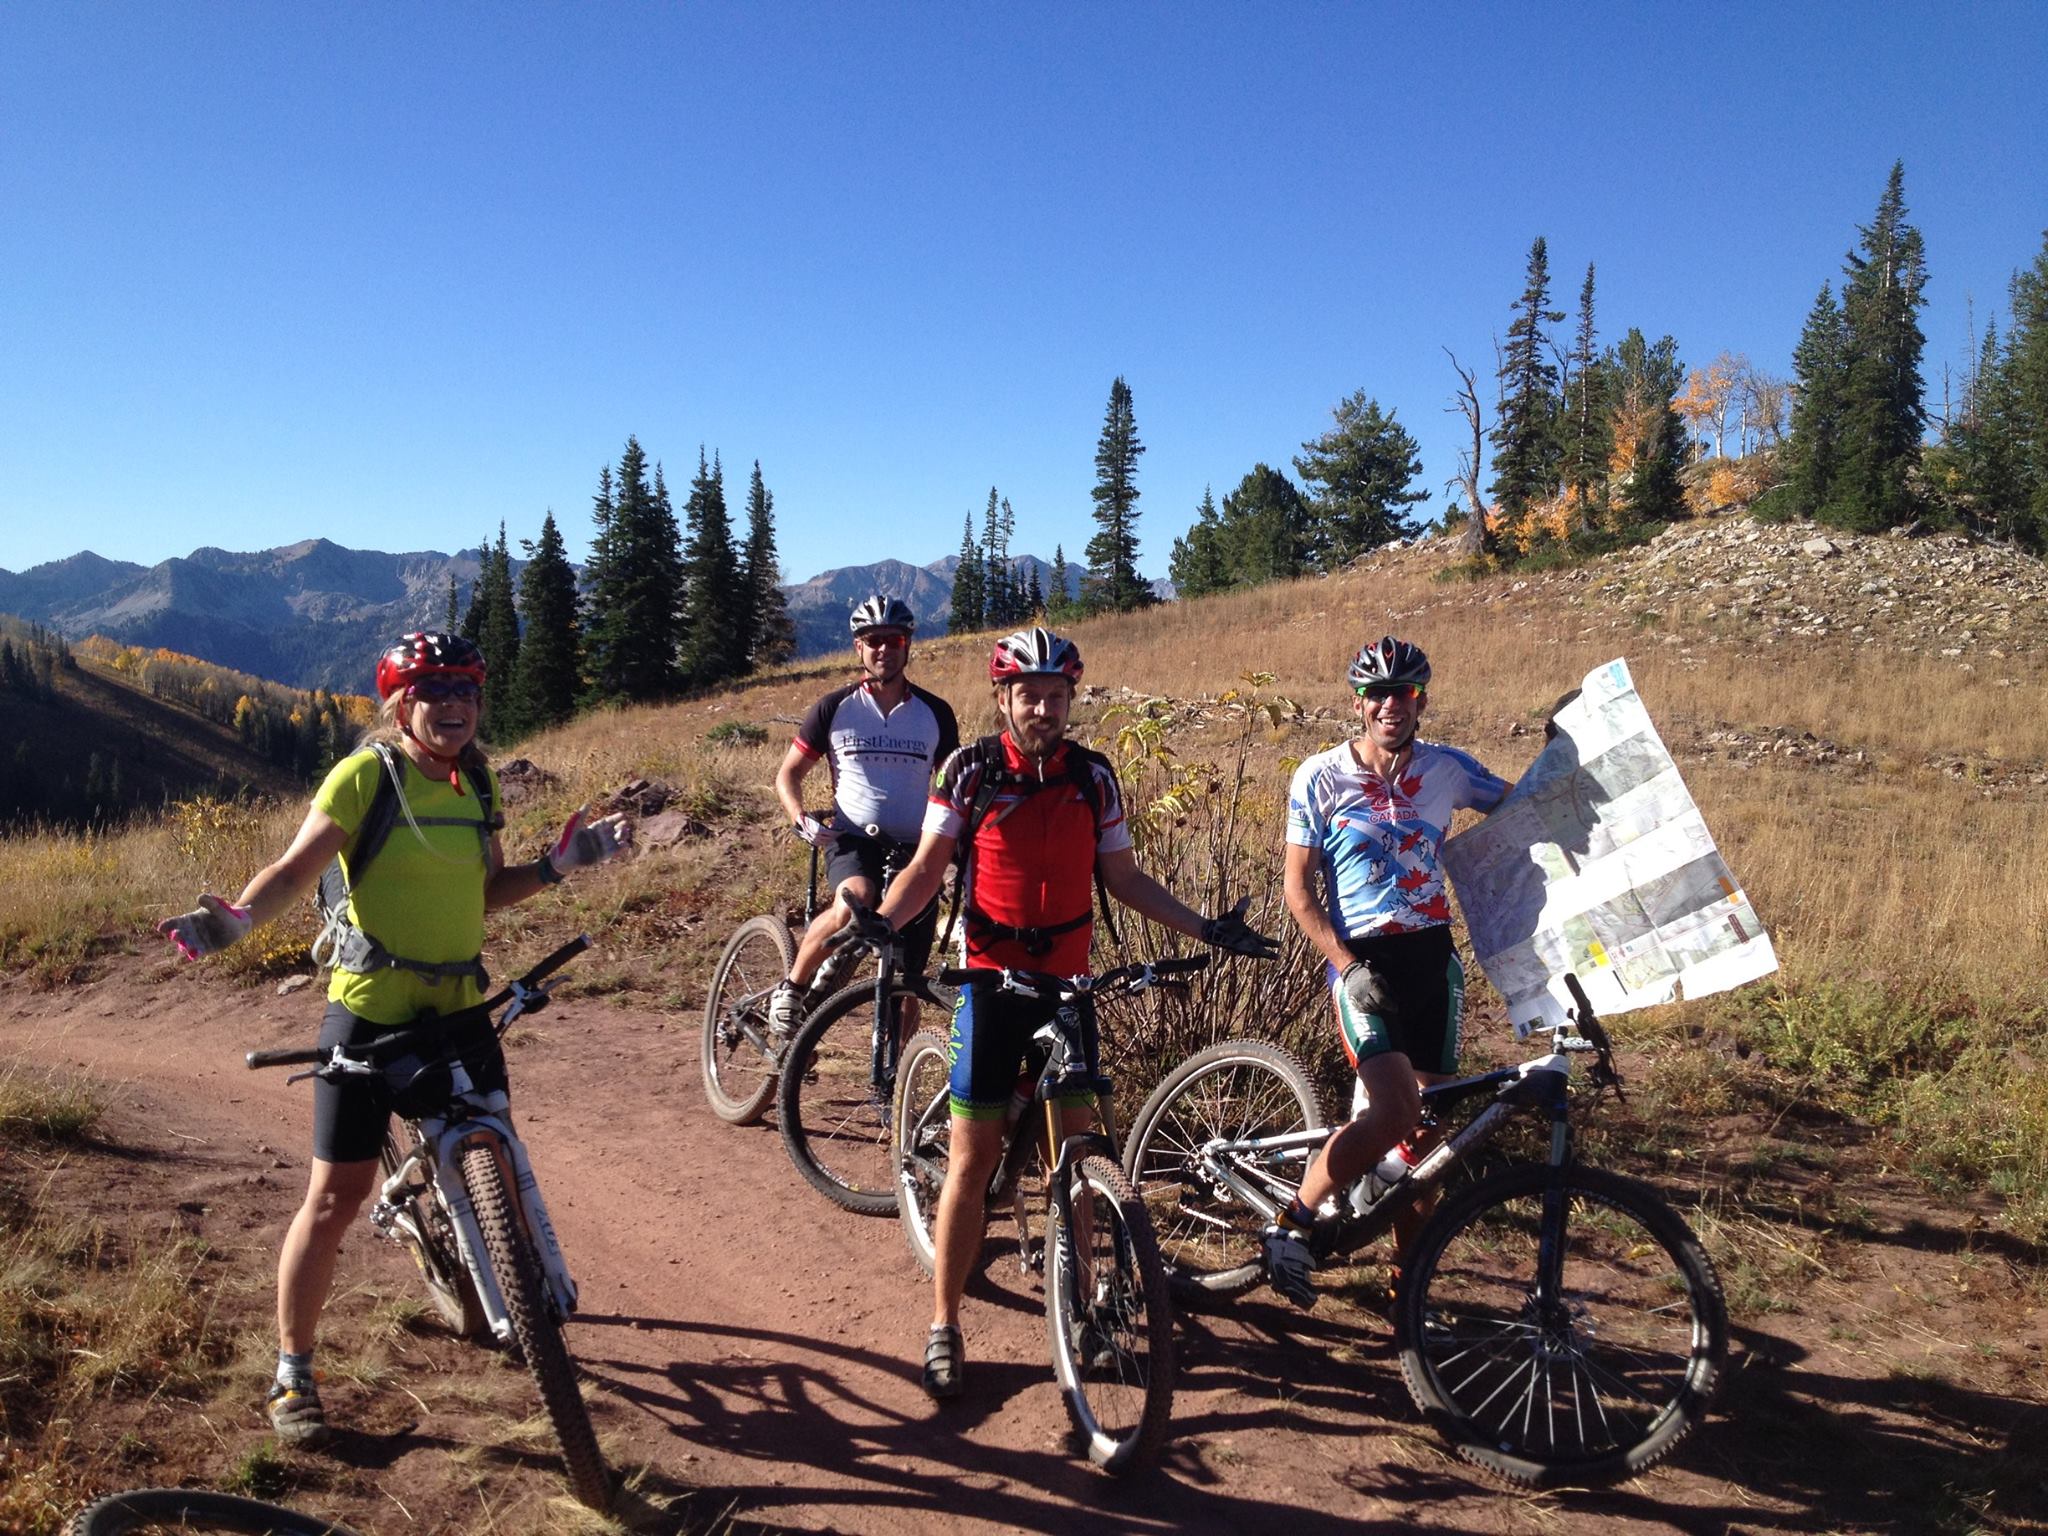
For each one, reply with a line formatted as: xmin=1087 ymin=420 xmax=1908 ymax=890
xmin=246 ymin=937 xmax=610 ymax=1510
xmin=1121 ymin=973 xmax=1727 ymax=1489
xmin=63 ymin=1489 xmax=363 ymax=1535
xmin=775 ymin=881 xmax=944 ymax=1214
xmin=894 ymin=957 xmax=1204 ymax=1474
xmin=700 ymin=831 xmax=898 ymax=1125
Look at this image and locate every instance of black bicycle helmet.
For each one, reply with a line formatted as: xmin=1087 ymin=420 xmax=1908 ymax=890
xmin=1346 ymin=635 xmax=1431 ymax=692
xmin=849 ymin=595 xmax=917 ymax=636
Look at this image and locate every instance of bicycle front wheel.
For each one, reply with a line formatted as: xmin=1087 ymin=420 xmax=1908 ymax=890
xmin=378 ymin=1127 xmax=487 ymax=1340
xmin=778 ymin=981 xmax=916 ymax=1216
xmin=63 ymin=1488 xmax=363 ymax=1535
xmin=461 ymin=1144 xmax=611 ymax=1510
xmin=1046 ymin=1153 xmax=1176 ymax=1475
xmin=1121 ymin=1039 xmax=1325 ymax=1299
xmin=893 ymin=1027 xmax=954 ymax=1275
xmin=701 ymin=914 xmax=795 ymax=1125
xmin=1396 ymin=1163 xmax=1728 ymax=1488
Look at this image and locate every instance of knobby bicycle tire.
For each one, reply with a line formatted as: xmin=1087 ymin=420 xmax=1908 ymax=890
xmin=63 ymin=1488 xmax=364 ymax=1536
xmin=779 ymin=980 xmax=921 ymax=1216
xmin=462 ymin=1143 xmax=612 ymax=1510
xmin=1121 ymin=1038 xmax=1326 ymax=1301
xmin=701 ymin=914 xmax=795 ymax=1125
xmin=892 ymin=1027 xmax=954 ymax=1274
xmin=1046 ymin=1153 xmax=1176 ymax=1475
xmin=1395 ymin=1162 xmax=1728 ymax=1488
xmin=378 ymin=1127 xmax=487 ymax=1340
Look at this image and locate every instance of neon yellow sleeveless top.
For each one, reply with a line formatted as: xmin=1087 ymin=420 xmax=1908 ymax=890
xmin=312 ymin=748 xmax=500 ymax=1025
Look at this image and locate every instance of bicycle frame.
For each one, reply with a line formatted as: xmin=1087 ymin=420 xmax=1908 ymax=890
xmin=375 ymin=1074 xmax=579 ymax=1337
xmin=1188 ymin=1033 xmax=1590 ymax=1268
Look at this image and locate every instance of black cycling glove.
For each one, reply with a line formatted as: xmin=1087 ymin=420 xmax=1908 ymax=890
xmin=1200 ymin=895 xmax=1280 ymax=960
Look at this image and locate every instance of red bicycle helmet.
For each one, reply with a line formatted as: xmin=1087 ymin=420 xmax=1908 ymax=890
xmin=989 ymin=627 xmax=1083 ymax=685
xmin=376 ymin=632 xmax=487 ymax=700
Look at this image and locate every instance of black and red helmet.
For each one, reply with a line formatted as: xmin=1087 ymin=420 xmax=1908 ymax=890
xmin=376 ymin=632 xmax=487 ymax=700
xmin=989 ymin=627 xmax=1083 ymax=685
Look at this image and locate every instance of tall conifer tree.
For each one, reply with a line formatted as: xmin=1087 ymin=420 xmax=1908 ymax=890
xmin=1489 ymin=237 xmax=1566 ymax=518
xmin=510 ymin=511 xmax=582 ymax=733
xmin=475 ymin=524 xmax=522 ymax=734
xmin=1085 ymin=376 xmax=1151 ymax=611
xmin=584 ymin=439 xmax=683 ymax=702
xmin=680 ymin=451 xmax=744 ymax=686
xmin=1293 ymin=391 xmax=1429 ymax=567
xmin=740 ymin=460 xmax=795 ymax=666
xmin=1562 ymin=263 xmax=1614 ymax=506
xmin=1784 ymin=285 xmax=1850 ymax=519
xmin=1823 ymin=162 xmax=1929 ymax=530
xmin=950 ymin=513 xmax=984 ymax=635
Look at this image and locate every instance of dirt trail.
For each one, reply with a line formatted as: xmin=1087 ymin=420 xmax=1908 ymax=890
xmin=6 ymin=960 xmax=2039 ymax=1535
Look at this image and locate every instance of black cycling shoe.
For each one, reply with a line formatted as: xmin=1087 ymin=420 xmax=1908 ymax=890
xmin=266 ymin=1377 xmax=331 ymax=1448
xmin=923 ymin=1324 xmax=965 ymax=1400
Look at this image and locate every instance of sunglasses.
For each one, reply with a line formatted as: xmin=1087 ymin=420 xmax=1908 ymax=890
xmin=857 ymin=632 xmax=909 ymax=650
xmin=409 ymin=675 xmax=481 ymax=702
xmin=1356 ymin=683 xmax=1424 ymax=704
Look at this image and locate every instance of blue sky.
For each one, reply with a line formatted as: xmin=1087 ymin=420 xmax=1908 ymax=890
xmin=4 ymin=3 xmax=2045 ymax=584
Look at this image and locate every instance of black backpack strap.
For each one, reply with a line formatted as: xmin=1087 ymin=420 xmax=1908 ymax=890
xmin=941 ymin=736 xmax=1009 ymax=958
xmin=1062 ymin=744 xmax=1124 ymax=951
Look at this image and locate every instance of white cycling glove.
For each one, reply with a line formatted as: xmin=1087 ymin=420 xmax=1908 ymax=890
xmin=544 ymin=806 xmax=632 ymax=880
xmin=794 ymin=814 xmax=837 ymax=849
xmin=158 ymin=895 xmax=253 ymax=960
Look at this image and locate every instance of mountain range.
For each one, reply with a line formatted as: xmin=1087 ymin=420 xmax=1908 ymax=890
xmin=0 ymin=540 xmax=1085 ymax=691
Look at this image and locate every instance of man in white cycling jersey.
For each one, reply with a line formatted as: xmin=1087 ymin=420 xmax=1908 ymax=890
xmin=770 ymin=595 xmax=959 ymax=1032
xmin=1263 ymin=635 xmax=1511 ymax=1308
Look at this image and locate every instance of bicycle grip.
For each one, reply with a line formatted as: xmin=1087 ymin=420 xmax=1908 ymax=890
xmin=1150 ymin=955 xmax=1211 ymax=976
xmin=519 ymin=933 xmax=591 ymax=988
xmin=246 ymin=1046 xmax=324 ymax=1070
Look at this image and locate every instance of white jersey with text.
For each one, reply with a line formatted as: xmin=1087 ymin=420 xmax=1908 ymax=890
xmin=793 ymin=680 xmax=959 ymax=844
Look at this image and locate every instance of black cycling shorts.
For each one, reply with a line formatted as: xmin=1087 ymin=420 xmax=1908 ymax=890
xmin=945 ymin=984 xmax=1099 ymax=1120
xmin=1329 ymin=924 xmax=1465 ymax=1077
xmin=826 ymin=828 xmax=939 ymax=979
xmin=310 ymin=1002 xmax=509 ymax=1164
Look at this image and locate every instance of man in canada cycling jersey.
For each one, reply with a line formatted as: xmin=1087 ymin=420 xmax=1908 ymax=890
xmin=770 ymin=595 xmax=958 ymax=1033
xmin=861 ymin=626 xmax=1277 ymax=1398
xmin=1262 ymin=635 xmax=1511 ymax=1308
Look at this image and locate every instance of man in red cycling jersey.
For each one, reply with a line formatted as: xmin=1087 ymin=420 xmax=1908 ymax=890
xmin=865 ymin=626 xmax=1277 ymax=1399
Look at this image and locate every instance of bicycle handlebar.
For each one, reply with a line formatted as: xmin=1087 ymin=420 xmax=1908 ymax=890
xmin=244 ymin=935 xmax=592 ymax=1072
xmin=937 ymin=954 xmax=1209 ymax=999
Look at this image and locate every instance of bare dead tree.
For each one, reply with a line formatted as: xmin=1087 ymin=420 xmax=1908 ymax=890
xmin=1444 ymin=348 xmax=1494 ymax=558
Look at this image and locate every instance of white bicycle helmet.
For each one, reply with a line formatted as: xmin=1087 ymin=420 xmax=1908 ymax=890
xmin=849 ymin=595 xmax=917 ymax=636
xmin=989 ymin=627 xmax=1084 ymax=684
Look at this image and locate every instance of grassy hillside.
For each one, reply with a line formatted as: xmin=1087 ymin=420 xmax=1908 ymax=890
xmin=0 ymin=630 xmax=305 ymax=830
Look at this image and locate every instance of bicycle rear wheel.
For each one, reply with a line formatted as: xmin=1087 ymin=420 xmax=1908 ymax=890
xmin=701 ymin=914 xmax=795 ymax=1125
xmin=461 ymin=1143 xmax=611 ymax=1510
xmin=893 ymin=1027 xmax=953 ymax=1274
xmin=1121 ymin=1039 xmax=1325 ymax=1299
xmin=377 ymin=1127 xmax=487 ymax=1340
xmin=1046 ymin=1153 xmax=1175 ymax=1475
xmin=1396 ymin=1162 xmax=1728 ymax=1488
xmin=778 ymin=981 xmax=916 ymax=1215
xmin=63 ymin=1488 xmax=363 ymax=1535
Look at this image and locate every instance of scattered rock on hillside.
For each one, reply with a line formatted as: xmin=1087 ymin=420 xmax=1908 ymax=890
xmin=495 ymin=758 xmax=558 ymax=805
xmin=636 ymin=810 xmax=708 ymax=849
xmin=608 ymin=778 xmax=675 ymax=817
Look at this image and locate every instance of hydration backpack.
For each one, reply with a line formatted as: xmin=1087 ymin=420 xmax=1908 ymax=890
xmin=311 ymin=742 xmax=500 ymax=986
xmin=943 ymin=732 xmax=1123 ymax=958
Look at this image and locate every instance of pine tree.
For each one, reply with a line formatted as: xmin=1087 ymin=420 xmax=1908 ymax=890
xmin=1025 ymin=564 xmax=1044 ymax=617
xmin=1942 ymin=317 xmax=2026 ymax=541
xmin=740 ymin=460 xmax=795 ymax=667
xmin=444 ymin=573 xmax=460 ymax=630
xmin=1046 ymin=544 xmax=1072 ymax=621
xmin=950 ymin=513 xmax=984 ymax=635
xmin=1167 ymin=486 xmax=1230 ymax=598
xmin=584 ymin=439 xmax=683 ymax=703
xmin=459 ymin=534 xmax=492 ymax=643
xmin=2007 ymin=229 xmax=2048 ymax=547
xmin=1293 ymin=390 xmax=1430 ymax=568
xmin=1489 ymin=237 xmax=1567 ymax=518
xmin=476 ymin=524 xmax=522 ymax=735
xmin=510 ymin=511 xmax=582 ymax=733
xmin=1822 ymin=162 xmax=1930 ymax=531
xmin=679 ymin=450 xmax=745 ymax=687
xmin=1782 ymin=284 xmax=1849 ymax=520
xmin=1562 ymin=263 xmax=1615 ymax=505
xmin=1607 ymin=331 xmax=1689 ymax=527
xmin=980 ymin=489 xmax=1010 ymax=626
xmin=1085 ymin=376 xmax=1152 ymax=611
